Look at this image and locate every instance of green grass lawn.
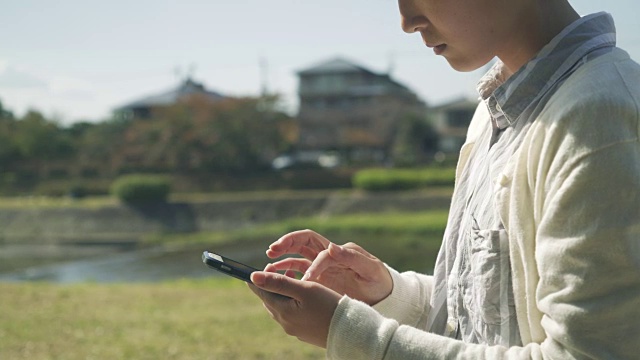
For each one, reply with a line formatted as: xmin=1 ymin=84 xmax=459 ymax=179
xmin=0 ymin=279 xmax=326 ymax=359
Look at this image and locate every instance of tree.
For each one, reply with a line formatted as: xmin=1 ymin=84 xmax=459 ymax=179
xmin=72 ymin=118 xmax=129 ymax=176
xmin=0 ymin=100 xmax=19 ymax=172
xmin=0 ymin=99 xmax=15 ymax=120
xmin=391 ymin=113 xmax=439 ymax=167
xmin=113 ymin=95 xmax=291 ymax=173
xmin=14 ymin=110 xmax=74 ymax=160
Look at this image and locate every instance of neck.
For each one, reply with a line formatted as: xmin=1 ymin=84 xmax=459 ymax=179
xmin=499 ymin=0 xmax=580 ymax=73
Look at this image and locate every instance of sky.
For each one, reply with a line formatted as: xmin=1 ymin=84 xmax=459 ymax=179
xmin=1 ymin=0 xmax=638 ymax=125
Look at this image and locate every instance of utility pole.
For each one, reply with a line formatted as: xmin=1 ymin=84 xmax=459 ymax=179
xmin=259 ymin=56 xmax=269 ymax=97
xmin=188 ymin=63 xmax=197 ymax=81
xmin=387 ymin=50 xmax=396 ymax=76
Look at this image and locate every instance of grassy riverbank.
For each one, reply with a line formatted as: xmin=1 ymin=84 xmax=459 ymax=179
xmin=0 ymin=191 xmax=451 ymax=358
xmin=0 ymin=279 xmax=326 ymax=359
xmin=147 ymin=209 xmax=449 ymax=273
xmin=0 ymin=209 xmax=450 ymax=359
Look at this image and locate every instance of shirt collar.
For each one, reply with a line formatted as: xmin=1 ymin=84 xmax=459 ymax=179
xmin=477 ymin=12 xmax=617 ymax=130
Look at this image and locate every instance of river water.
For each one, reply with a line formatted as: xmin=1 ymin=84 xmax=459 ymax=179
xmin=0 ymin=243 xmax=271 ymax=283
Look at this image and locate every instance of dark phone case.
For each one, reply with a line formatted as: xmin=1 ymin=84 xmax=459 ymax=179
xmin=202 ymin=251 xmax=293 ymax=300
xmin=202 ymin=251 xmax=259 ymax=283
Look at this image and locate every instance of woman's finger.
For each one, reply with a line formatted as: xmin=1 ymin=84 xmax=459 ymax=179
xmin=304 ymin=243 xmax=382 ymax=282
xmin=264 ymin=263 xmax=278 ymax=272
xmin=341 ymin=242 xmax=378 ymax=260
xmin=328 ymin=243 xmax=384 ymax=279
xmin=269 ymin=257 xmax=313 ymax=274
xmin=250 ymin=271 xmax=308 ymax=301
xmin=301 ymin=248 xmax=340 ymax=281
xmin=267 ymin=229 xmax=331 ymax=260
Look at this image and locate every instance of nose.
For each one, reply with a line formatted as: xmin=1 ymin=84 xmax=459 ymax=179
xmin=401 ymin=16 xmax=429 ymax=34
xmin=398 ymin=0 xmax=429 ymax=34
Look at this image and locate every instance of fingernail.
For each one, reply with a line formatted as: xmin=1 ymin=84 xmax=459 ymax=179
xmin=251 ymin=272 xmax=265 ymax=286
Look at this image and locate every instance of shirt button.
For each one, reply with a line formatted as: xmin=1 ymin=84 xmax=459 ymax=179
xmin=446 ymin=321 xmax=456 ymax=333
xmin=498 ymin=174 xmax=511 ymax=187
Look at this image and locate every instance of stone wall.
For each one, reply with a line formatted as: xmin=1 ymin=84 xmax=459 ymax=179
xmin=0 ymin=190 xmax=451 ymax=245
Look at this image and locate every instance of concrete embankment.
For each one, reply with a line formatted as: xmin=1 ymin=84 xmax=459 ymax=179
xmin=0 ymin=189 xmax=452 ymax=245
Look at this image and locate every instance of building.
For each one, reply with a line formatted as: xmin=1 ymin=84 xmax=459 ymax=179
xmin=429 ymin=97 xmax=479 ymax=154
xmin=294 ymin=57 xmax=426 ymax=165
xmin=115 ymin=77 xmax=226 ymax=120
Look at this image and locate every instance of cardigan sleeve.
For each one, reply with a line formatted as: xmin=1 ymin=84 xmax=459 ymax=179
xmin=327 ymin=296 xmax=545 ymax=360
xmin=371 ymin=266 xmax=433 ymax=328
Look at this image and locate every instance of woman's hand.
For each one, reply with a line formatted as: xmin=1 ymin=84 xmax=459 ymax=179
xmin=248 ymin=270 xmax=341 ymax=349
xmin=265 ymin=229 xmax=393 ymax=306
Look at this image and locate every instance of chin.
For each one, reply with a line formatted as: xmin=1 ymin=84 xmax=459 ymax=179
xmin=445 ymin=57 xmax=494 ymax=73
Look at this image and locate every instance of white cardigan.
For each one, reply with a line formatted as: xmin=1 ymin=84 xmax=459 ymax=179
xmin=326 ymin=48 xmax=640 ymax=359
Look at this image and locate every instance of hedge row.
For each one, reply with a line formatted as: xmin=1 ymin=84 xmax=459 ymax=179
xmin=352 ymin=167 xmax=456 ymax=191
xmin=110 ymin=174 xmax=171 ymax=204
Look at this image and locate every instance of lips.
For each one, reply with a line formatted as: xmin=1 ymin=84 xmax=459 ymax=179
xmin=432 ymin=44 xmax=447 ymax=55
xmin=421 ymin=34 xmax=446 ymax=55
xmin=425 ymin=41 xmax=446 ymax=55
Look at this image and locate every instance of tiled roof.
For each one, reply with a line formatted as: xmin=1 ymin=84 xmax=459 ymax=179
xmin=117 ymin=78 xmax=224 ymax=110
xmin=297 ymin=57 xmax=376 ymax=75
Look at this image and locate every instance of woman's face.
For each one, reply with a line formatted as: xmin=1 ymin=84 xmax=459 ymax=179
xmin=397 ymin=0 xmax=534 ymax=72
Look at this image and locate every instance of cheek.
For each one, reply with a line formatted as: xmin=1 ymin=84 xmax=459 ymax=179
xmin=459 ymin=20 xmax=495 ymax=46
xmin=458 ymin=24 xmax=498 ymax=57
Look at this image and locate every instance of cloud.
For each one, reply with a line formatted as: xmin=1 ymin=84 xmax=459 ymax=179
xmin=0 ymin=61 xmax=96 ymax=99
xmin=50 ymin=76 xmax=96 ymax=101
xmin=0 ymin=61 xmax=103 ymax=123
xmin=0 ymin=65 xmax=48 ymax=89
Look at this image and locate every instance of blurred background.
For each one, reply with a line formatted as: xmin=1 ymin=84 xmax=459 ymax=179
xmin=0 ymin=0 xmax=637 ymax=358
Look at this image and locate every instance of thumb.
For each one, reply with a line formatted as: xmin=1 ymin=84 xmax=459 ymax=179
xmin=302 ymin=243 xmax=365 ymax=281
xmin=251 ymin=271 xmax=302 ymax=300
xmin=327 ymin=243 xmax=381 ymax=278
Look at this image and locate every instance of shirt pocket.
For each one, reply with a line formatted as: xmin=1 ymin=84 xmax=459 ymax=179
xmin=464 ymin=216 xmax=515 ymax=326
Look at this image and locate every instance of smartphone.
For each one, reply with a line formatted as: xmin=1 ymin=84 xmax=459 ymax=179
xmin=202 ymin=251 xmax=260 ymax=283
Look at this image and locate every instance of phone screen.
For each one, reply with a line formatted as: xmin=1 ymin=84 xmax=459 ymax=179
xmin=202 ymin=251 xmax=260 ymax=283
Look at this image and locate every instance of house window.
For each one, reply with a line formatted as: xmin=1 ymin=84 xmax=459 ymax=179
xmin=315 ymin=74 xmax=347 ymax=93
xmin=447 ymin=109 xmax=473 ymax=127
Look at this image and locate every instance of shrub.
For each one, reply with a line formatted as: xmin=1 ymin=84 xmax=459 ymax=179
xmin=352 ymin=167 xmax=455 ymax=191
xmin=110 ymin=174 xmax=171 ymax=204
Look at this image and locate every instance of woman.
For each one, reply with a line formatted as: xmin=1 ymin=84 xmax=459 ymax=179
xmin=248 ymin=0 xmax=640 ymax=358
